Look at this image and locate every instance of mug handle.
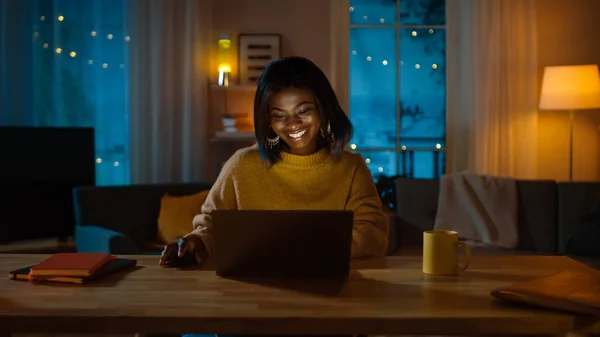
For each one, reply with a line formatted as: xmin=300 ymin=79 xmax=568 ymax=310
xmin=455 ymin=241 xmax=471 ymax=271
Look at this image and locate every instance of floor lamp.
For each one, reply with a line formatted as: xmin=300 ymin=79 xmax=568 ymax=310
xmin=538 ymin=64 xmax=600 ymax=181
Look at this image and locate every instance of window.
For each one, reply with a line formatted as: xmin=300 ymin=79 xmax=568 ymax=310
xmin=1 ymin=0 xmax=130 ymax=186
xmin=348 ymin=0 xmax=446 ymax=179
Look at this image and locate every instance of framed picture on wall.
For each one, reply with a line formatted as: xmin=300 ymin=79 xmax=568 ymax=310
xmin=238 ymin=34 xmax=282 ymax=85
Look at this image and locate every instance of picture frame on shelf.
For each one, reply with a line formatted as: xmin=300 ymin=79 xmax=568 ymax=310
xmin=238 ymin=34 xmax=282 ymax=85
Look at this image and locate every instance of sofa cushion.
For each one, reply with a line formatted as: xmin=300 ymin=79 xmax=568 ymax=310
xmin=395 ymin=178 xmax=558 ymax=254
xmin=559 ymin=182 xmax=600 ymax=255
xmin=157 ymin=190 xmax=210 ymax=244
xmin=73 ymin=183 xmax=213 ymax=247
xmin=514 ymin=180 xmax=558 ymax=254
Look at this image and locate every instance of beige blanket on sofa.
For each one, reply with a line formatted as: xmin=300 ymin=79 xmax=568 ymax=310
xmin=434 ymin=171 xmax=519 ymax=249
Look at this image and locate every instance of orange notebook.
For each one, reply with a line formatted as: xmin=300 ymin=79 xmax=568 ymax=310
xmin=29 ymin=253 xmax=116 ymax=277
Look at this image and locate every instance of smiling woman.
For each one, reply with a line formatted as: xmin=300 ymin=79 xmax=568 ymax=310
xmin=159 ymin=56 xmax=389 ymax=271
xmin=253 ymin=57 xmax=353 ymax=165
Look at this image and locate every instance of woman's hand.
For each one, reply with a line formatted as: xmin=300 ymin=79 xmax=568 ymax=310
xmin=158 ymin=235 xmax=206 ymax=267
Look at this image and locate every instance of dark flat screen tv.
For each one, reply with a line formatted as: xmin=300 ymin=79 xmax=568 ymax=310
xmin=0 ymin=126 xmax=96 ymax=243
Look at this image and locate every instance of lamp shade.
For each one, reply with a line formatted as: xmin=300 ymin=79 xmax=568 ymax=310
xmin=539 ymin=64 xmax=600 ymax=110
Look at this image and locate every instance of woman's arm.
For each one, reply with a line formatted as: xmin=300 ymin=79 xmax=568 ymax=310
xmin=346 ymin=154 xmax=390 ymax=258
xmin=185 ymin=154 xmax=240 ymax=256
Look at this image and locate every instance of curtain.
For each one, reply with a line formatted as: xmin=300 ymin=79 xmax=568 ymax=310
xmin=129 ymin=0 xmax=211 ymax=184
xmin=0 ymin=0 xmax=131 ymax=186
xmin=447 ymin=0 xmax=539 ymax=179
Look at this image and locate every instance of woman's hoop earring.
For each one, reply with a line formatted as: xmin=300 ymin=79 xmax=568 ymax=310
xmin=266 ymin=135 xmax=280 ymax=149
xmin=320 ymin=122 xmax=332 ymax=138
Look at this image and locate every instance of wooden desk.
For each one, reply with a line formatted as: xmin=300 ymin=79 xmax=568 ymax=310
xmin=1 ymin=254 xmax=599 ymax=335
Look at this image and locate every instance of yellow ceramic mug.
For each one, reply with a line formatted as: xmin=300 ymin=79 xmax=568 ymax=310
xmin=423 ymin=230 xmax=471 ymax=276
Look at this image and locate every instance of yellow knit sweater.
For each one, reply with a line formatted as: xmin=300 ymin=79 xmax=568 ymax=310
xmin=189 ymin=145 xmax=389 ymax=258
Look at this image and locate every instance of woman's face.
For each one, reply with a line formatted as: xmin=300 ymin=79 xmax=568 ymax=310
xmin=269 ymin=88 xmax=322 ymax=155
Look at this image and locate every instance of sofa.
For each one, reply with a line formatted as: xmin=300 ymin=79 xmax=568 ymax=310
xmin=73 ymin=182 xmax=399 ymax=255
xmin=395 ymin=178 xmax=600 ymax=257
xmin=73 ymin=179 xmax=600 ymax=258
xmin=74 ymin=183 xmax=213 ymax=254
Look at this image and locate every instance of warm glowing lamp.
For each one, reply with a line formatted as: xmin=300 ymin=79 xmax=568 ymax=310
xmin=539 ymin=64 xmax=600 ymax=181
xmin=218 ymin=63 xmax=231 ymax=87
xmin=217 ymin=35 xmax=232 ymax=87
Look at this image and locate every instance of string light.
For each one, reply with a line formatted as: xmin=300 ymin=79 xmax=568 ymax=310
xmin=34 ymin=11 xmax=130 ymax=174
xmin=379 ymin=18 xmax=385 ymax=23
xmin=349 ymin=6 xmax=354 ymax=12
xmin=436 ymin=144 xmax=442 ymax=149
xmin=382 ymin=60 xmax=388 ymax=66
xmin=429 ymin=29 xmax=435 ymax=34
xmin=365 ymin=158 xmax=371 ymax=163
xmin=415 ymin=64 xmax=420 ymax=69
xmin=350 ymin=144 xmax=357 ymax=150
xmin=412 ymin=31 xmax=417 ymax=36
xmin=363 ymin=16 xmax=368 ymax=20
xmin=352 ymin=50 xmax=357 ymax=55
xmin=378 ymin=167 xmax=383 ymax=172
xmin=432 ymin=64 xmax=438 ymax=69
xmin=366 ymin=56 xmax=372 ymax=61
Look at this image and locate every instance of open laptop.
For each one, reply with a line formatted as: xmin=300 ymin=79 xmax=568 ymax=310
xmin=212 ymin=210 xmax=353 ymax=278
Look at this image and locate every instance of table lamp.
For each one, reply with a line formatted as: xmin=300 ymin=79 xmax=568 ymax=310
xmin=538 ymin=64 xmax=600 ymax=181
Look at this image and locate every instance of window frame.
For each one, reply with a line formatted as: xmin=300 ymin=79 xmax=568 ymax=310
xmin=330 ymin=0 xmax=457 ymax=177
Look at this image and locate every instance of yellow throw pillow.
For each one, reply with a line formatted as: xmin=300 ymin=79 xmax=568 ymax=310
xmin=157 ymin=190 xmax=210 ymax=244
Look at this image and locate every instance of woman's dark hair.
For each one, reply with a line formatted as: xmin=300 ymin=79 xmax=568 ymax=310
xmin=253 ymin=56 xmax=353 ymax=165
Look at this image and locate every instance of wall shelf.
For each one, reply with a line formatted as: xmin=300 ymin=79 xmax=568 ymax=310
xmin=210 ymin=83 xmax=257 ymax=91
xmin=212 ymin=131 xmax=255 ymax=142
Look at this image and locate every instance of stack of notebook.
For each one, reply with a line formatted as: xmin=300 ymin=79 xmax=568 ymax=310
xmin=9 ymin=253 xmax=137 ymax=284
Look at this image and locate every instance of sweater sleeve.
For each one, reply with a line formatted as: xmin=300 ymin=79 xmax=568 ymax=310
xmin=346 ymin=154 xmax=390 ymax=258
xmin=186 ymin=153 xmax=239 ymax=256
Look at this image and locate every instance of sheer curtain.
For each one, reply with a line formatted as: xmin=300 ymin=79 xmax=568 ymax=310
xmin=129 ymin=0 xmax=212 ymax=184
xmin=446 ymin=0 xmax=539 ymax=179
xmin=0 ymin=0 xmax=131 ymax=186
